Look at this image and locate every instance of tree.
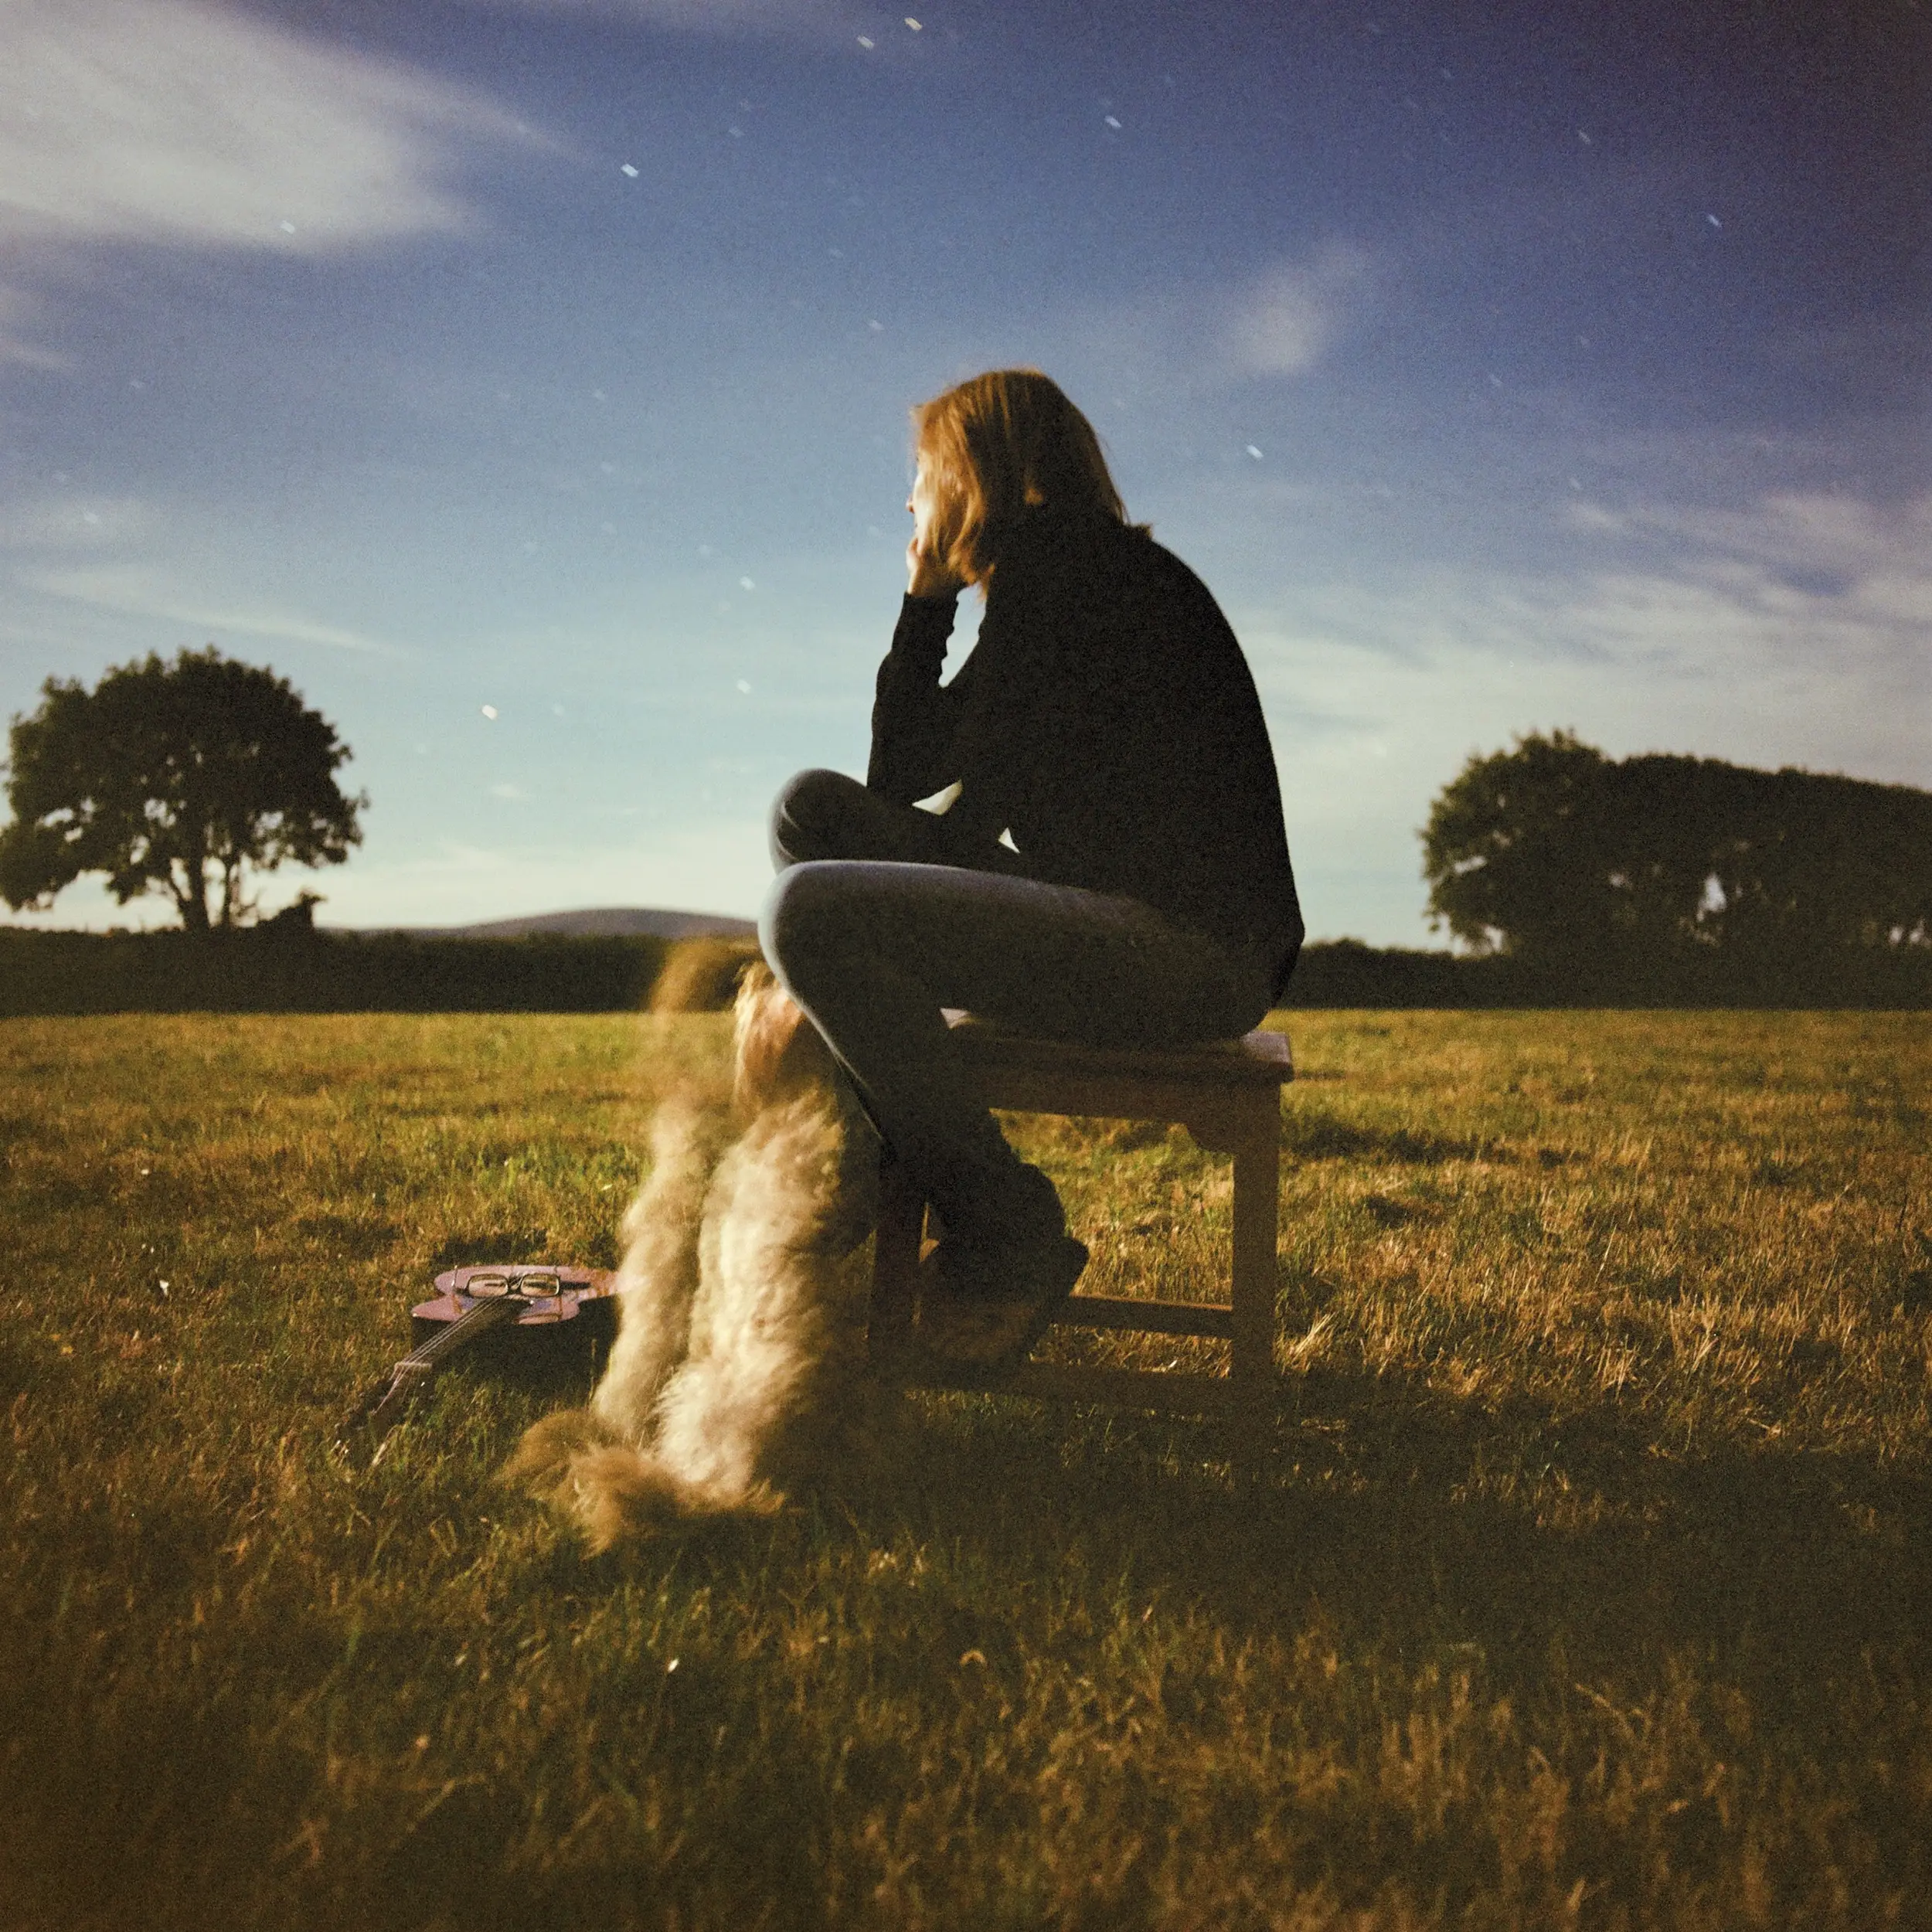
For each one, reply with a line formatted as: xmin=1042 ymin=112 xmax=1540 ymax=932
xmin=0 ymin=647 xmax=366 ymax=932
xmin=1422 ymin=730 xmax=1932 ymax=979
xmin=1418 ymin=730 xmax=1625 ymax=963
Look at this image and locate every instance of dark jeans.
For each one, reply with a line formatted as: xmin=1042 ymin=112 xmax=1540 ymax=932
xmin=758 ymin=769 xmax=1274 ymax=1244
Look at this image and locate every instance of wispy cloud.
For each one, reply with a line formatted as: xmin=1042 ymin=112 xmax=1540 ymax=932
xmin=454 ymin=0 xmax=853 ymax=37
xmin=1570 ymin=492 xmax=1932 ymax=615
xmin=0 ymin=284 xmax=70 ymax=369
xmin=0 ymin=0 xmax=536 ymax=260
xmin=19 ymin=563 xmax=388 ymax=655
xmin=1224 ymin=241 xmax=1377 ymax=379
xmin=0 ymin=494 xmax=160 ymax=549
xmin=1237 ymin=488 xmax=1931 ymax=794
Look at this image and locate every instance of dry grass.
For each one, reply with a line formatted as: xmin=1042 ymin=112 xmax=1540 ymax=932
xmin=1 ymin=1009 xmax=1927 ymax=1930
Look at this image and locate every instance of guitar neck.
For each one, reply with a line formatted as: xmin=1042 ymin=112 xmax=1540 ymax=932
xmin=398 ymin=1294 xmax=528 ymax=1369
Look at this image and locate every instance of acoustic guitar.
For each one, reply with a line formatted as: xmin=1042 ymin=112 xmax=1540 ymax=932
xmin=335 ymin=1263 xmax=616 ymax=1461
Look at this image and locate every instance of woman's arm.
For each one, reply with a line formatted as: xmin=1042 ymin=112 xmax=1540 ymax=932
xmin=866 ymin=593 xmax=969 ymax=804
xmin=867 ymin=525 xmax=1063 ymax=825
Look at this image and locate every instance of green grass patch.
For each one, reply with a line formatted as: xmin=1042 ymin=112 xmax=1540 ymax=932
xmin=2 ymin=1011 xmax=1928 ymax=1928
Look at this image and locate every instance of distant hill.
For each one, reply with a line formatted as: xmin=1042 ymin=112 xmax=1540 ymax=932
xmin=339 ymin=906 xmax=758 ymax=941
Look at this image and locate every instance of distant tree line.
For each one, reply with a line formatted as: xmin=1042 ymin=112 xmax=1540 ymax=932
xmin=0 ymin=927 xmax=675 ymax=1018
xmin=1423 ymin=732 xmax=1932 ymax=998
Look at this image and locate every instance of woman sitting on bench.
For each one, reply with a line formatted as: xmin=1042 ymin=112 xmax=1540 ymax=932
xmin=761 ymin=369 xmax=1303 ymax=1369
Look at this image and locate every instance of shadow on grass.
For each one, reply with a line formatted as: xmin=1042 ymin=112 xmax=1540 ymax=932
xmin=12 ymin=1362 xmax=1931 ymax=1932
xmin=1281 ymin=1110 xmax=1513 ymax=1166
xmin=348 ymin=1319 xmax=1932 ymax=1730
xmin=430 ymin=1228 xmax=554 ymax=1267
xmin=762 ymin=1373 xmax=1932 ymax=1726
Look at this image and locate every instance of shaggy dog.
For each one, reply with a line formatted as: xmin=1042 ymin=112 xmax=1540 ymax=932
xmin=505 ymin=964 xmax=897 ymax=1548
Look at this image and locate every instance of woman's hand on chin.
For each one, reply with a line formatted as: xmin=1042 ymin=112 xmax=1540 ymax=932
xmin=906 ymin=538 xmax=964 ymax=600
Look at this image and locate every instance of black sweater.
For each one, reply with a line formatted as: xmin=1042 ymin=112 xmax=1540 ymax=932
xmin=867 ymin=512 xmax=1303 ymax=991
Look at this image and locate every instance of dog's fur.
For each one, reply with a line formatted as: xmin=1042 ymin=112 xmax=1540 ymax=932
xmin=505 ymin=965 xmax=893 ymax=1548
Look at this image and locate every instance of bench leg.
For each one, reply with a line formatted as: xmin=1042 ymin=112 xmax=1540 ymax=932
xmin=869 ymin=1154 xmax=925 ymax=1369
xmin=1230 ymin=1117 xmax=1280 ymax=1476
xmin=1230 ymin=1128 xmax=1279 ymax=1384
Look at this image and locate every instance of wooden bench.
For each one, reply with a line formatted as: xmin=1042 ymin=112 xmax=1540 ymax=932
xmin=869 ymin=1015 xmax=1294 ymax=1417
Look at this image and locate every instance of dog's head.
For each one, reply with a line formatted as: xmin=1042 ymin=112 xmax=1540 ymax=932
xmin=732 ymin=961 xmax=840 ymax=1120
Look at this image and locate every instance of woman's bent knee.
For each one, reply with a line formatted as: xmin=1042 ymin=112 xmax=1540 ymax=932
xmin=759 ymin=860 xmax=846 ymax=986
xmin=769 ymin=768 xmax=865 ymax=869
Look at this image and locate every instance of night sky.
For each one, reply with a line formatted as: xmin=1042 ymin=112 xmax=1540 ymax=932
xmin=2 ymin=0 xmax=1926 ymax=940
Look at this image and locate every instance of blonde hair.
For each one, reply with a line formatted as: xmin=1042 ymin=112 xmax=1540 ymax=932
xmin=912 ymin=369 xmax=1132 ymax=584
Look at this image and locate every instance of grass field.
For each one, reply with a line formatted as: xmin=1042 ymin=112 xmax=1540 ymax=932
xmin=2 ymin=1009 xmax=1928 ymax=1930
